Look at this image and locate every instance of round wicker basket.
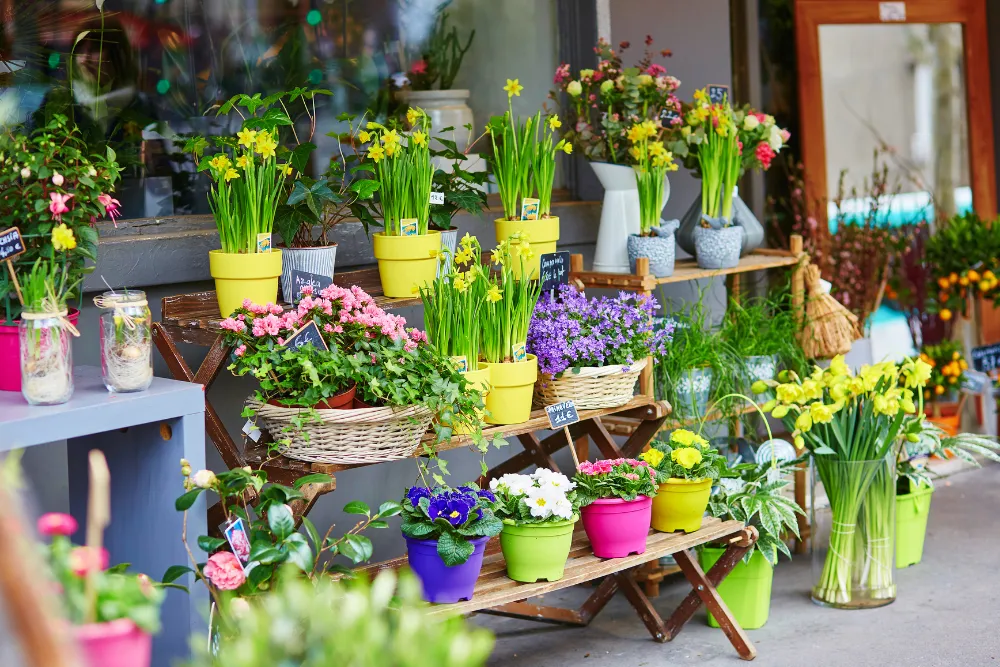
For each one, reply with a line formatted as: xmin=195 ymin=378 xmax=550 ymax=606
xmin=533 ymin=358 xmax=646 ymax=410
xmin=249 ymin=399 xmax=433 ymax=464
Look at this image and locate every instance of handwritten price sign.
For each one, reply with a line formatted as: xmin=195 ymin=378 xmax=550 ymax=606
xmin=545 ymin=400 xmax=580 ymax=430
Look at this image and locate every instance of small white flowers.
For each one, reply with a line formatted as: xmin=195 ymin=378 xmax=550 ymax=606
xmin=491 ymin=473 xmax=534 ymax=497
xmin=51 ymin=172 xmax=64 ymax=187
xmin=192 ymin=469 xmax=217 ymax=489
xmin=492 ymin=468 xmax=576 ymax=521
xmin=743 ymin=114 xmax=760 ymax=131
xmin=19 ymin=166 xmax=30 ymax=179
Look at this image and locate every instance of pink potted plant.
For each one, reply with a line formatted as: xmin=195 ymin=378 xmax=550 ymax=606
xmin=573 ymin=458 xmax=658 ymax=558
xmin=37 ymin=512 xmax=164 ymax=667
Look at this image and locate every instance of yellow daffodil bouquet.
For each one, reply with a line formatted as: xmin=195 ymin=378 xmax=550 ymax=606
xmin=195 ymin=121 xmax=290 ymax=254
xmin=640 ymin=429 xmax=728 ymax=482
xmin=627 ymin=120 xmax=678 ymax=236
xmin=755 ymin=354 xmax=932 ymax=605
xmin=362 ymin=108 xmax=433 ymax=236
xmin=480 ymin=235 xmax=541 ymax=363
xmin=419 ymin=233 xmax=487 ymax=366
xmin=487 ymin=79 xmax=535 ymax=221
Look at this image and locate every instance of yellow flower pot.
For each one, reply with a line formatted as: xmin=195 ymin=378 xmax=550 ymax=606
xmin=372 ymin=231 xmax=441 ymax=298
xmin=209 ymin=249 xmax=283 ymax=318
xmin=494 ymin=216 xmax=560 ymax=279
xmin=483 ymin=354 xmax=538 ymax=425
xmin=455 ymin=363 xmax=491 ymax=435
xmin=651 ymin=478 xmax=713 ymax=533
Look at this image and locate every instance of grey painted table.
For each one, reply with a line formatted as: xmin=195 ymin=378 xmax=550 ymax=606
xmin=0 ymin=366 xmax=208 ymax=667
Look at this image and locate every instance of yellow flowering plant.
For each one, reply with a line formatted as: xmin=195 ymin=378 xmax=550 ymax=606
xmin=532 ymin=115 xmax=572 ymax=218
xmin=419 ymin=234 xmax=487 ymax=364
xmin=755 ymin=354 xmax=932 ymax=605
xmin=627 ymin=119 xmax=677 ymax=235
xmin=640 ymin=428 xmax=729 ymax=482
xmin=480 ymin=235 xmax=541 ymax=363
xmin=487 ymin=79 xmax=535 ymax=221
xmin=674 ymin=88 xmax=741 ymax=225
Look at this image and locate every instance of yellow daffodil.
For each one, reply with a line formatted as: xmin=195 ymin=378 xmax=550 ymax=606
xmin=384 ymin=141 xmax=399 ymax=158
xmin=809 ymin=402 xmax=836 ymax=425
xmin=224 ymin=168 xmax=240 ymax=181
xmin=829 ymin=355 xmax=849 ymax=377
xmin=254 ymin=131 xmax=277 ymax=159
xmin=901 ymin=357 xmax=932 ymax=389
xmin=562 ymin=142 xmax=573 ymax=154
xmin=486 ymin=285 xmax=502 ymax=303
xmin=237 ymin=128 xmax=257 ymax=148
xmin=280 ymin=164 xmax=293 ymax=176
xmin=381 ymin=129 xmax=401 ymax=146
xmin=640 ymin=448 xmax=665 ymax=468
xmin=209 ymin=155 xmax=231 ymax=172
xmin=454 ymin=247 xmax=473 ymax=265
xmin=412 ymin=131 xmax=428 ymax=147
xmin=548 ymin=116 xmax=562 ymax=131
xmin=367 ymin=144 xmax=386 ymax=163
xmin=627 ymin=125 xmax=646 ymax=143
xmin=671 ymin=446 xmax=702 ymax=469
xmin=775 ymin=383 xmax=804 ymax=405
xmin=366 ymin=121 xmax=379 ymax=130
xmin=359 ymin=130 xmax=371 ymax=143
xmin=460 ymin=232 xmax=475 ymax=248
xmin=504 ymin=78 xmax=524 ymax=98
xmin=772 ymin=404 xmax=791 ymax=419
xmin=693 ymin=89 xmax=708 ymax=103
xmin=51 ymin=223 xmax=76 ymax=251
xmin=793 ymin=435 xmax=805 ymax=449
xmin=453 ymin=276 xmax=468 ymax=293
xmin=794 ymin=411 xmax=813 ymax=433
xmin=236 ymin=154 xmax=251 ymax=169
xmin=406 ymin=107 xmax=421 ymax=126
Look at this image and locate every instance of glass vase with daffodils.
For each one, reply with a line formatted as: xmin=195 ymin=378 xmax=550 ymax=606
xmin=755 ymin=355 xmax=932 ymax=608
xmin=480 ymin=236 xmax=542 ymax=424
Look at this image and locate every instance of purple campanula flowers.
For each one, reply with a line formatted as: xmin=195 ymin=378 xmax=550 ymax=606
xmin=528 ymin=284 xmax=673 ymax=376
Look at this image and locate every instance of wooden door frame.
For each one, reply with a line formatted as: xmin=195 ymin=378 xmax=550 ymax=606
xmin=795 ymin=0 xmax=997 ymax=221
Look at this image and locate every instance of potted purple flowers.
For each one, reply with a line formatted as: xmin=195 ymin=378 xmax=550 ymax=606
xmin=400 ymin=484 xmax=503 ymax=603
xmin=528 ymin=285 xmax=672 ymax=409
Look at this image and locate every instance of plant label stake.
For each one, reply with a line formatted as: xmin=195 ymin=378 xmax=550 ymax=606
xmin=85 ymin=450 xmax=111 ymax=624
xmin=659 ymin=107 xmax=681 ymax=127
xmin=429 ymin=191 xmax=445 ymax=205
xmin=971 ymin=343 xmax=1000 ymax=374
xmin=708 ymin=84 xmax=730 ymax=105
xmin=546 ymin=400 xmax=581 ymax=468
xmin=281 ymin=320 xmax=329 ymax=352
xmin=0 ymin=226 xmax=26 ymax=305
xmin=290 ymin=269 xmax=334 ymax=300
xmin=539 ymin=251 xmax=570 ymax=297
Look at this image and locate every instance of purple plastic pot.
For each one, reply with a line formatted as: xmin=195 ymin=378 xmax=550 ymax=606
xmin=404 ymin=535 xmax=489 ymax=603
xmin=581 ymin=496 xmax=653 ymax=558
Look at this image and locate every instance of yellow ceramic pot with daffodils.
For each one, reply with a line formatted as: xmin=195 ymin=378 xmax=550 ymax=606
xmin=365 ymin=109 xmax=441 ymax=298
xmin=480 ymin=238 xmax=541 ymax=424
xmin=489 ymin=79 xmax=569 ymax=279
xmin=200 ymin=121 xmax=289 ymax=317
xmin=642 ymin=429 xmax=726 ymax=533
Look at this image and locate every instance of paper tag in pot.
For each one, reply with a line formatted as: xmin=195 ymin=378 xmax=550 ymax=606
xmin=401 ymin=218 xmax=419 ymax=236
xmin=429 ymin=191 xmax=445 ymax=205
xmin=520 ymin=198 xmax=539 ymax=221
xmin=511 ymin=342 xmax=527 ymax=363
xmin=452 ymin=355 xmax=468 ymax=373
xmin=242 ymin=419 xmax=261 ymax=442
xmin=256 ymin=233 xmax=272 ymax=252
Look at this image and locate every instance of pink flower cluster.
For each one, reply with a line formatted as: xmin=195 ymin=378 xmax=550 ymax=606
xmin=755 ymin=141 xmax=776 ymax=169
xmin=576 ymin=458 xmax=651 ymax=476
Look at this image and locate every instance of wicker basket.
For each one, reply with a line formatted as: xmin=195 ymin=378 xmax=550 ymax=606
xmin=249 ymin=399 xmax=433 ymax=465
xmin=533 ymin=358 xmax=646 ymax=410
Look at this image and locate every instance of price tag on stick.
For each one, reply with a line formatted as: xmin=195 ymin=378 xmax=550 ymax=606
xmin=281 ymin=320 xmax=329 ymax=352
xmin=707 ymin=84 xmax=730 ymax=105
xmin=85 ymin=450 xmax=111 ymax=624
xmin=971 ymin=343 xmax=1000 ymax=374
xmin=0 ymin=226 xmax=26 ymax=304
xmin=546 ymin=400 xmax=581 ymax=469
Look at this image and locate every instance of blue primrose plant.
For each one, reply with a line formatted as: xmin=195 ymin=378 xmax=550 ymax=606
xmin=400 ymin=484 xmax=503 ymax=566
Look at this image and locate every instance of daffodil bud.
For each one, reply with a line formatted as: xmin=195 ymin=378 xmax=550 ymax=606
xmin=773 ymin=405 xmax=790 ymax=419
xmin=793 ymin=435 xmax=805 ymax=449
xmin=762 ymin=399 xmax=777 ymax=413
xmin=906 ymin=433 xmax=920 ymax=443
xmin=751 ymin=380 xmax=768 ymax=394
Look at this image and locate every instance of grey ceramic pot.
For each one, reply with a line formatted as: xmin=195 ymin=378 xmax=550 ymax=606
xmin=674 ymin=366 xmax=713 ymax=418
xmin=626 ymin=220 xmax=679 ymax=277
xmin=693 ymin=226 xmax=742 ymax=269
xmin=677 ymin=192 xmax=766 ymax=257
xmin=437 ymin=228 xmax=458 ymax=277
xmin=280 ymin=245 xmax=337 ymax=303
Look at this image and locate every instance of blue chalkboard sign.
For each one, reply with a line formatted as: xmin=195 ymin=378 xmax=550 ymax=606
xmin=545 ymin=400 xmax=580 ymax=429
xmin=282 ymin=320 xmax=329 ymax=352
xmin=0 ymin=226 xmax=26 ymax=262
xmin=290 ymin=269 xmax=334 ymax=302
xmin=971 ymin=343 xmax=1000 ymax=374
xmin=708 ymin=84 xmax=730 ymax=105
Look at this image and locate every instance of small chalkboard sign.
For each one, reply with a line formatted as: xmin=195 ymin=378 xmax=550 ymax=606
xmin=0 ymin=226 xmax=25 ymax=304
xmin=539 ymin=251 xmax=570 ymax=295
xmin=282 ymin=320 xmax=329 ymax=352
xmin=290 ymin=269 xmax=334 ymax=301
xmin=545 ymin=400 xmax=580 ymax=430
xmin=971 ymin=343 xmax=1000 ymax=374
xmin=659 ymin=107 xmax=681 ymax=127
xmin=708 ymin=84 xmax=730 ymax=105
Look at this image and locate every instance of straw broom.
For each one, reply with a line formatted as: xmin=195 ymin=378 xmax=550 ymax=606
xmin=799 ymin=263 xmax=860 ymax=359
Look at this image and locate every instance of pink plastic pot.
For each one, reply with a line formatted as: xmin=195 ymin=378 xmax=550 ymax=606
xmin=74 ymin=619 xmax=151 ymax=667
xmin=581 ymin=496 xmax=652 ymax=558
xmin=0 ymin=308 xmax=80 ymax=392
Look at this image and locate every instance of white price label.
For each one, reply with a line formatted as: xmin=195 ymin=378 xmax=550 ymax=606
xmin=429 ymin=191 xmax=445 ymax=205
xmin=242 ymin=419 xmax=262 ymax=443
xmin=879 ymin=2 xmax=906 ymax=21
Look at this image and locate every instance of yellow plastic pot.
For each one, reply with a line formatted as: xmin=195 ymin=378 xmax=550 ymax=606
xmin=372 ymin=231 xmax=440 ymax=298
xmin=209 ymin=249 xmax=283 ymax=318
xmin=455 ymin=363 xmax=491 ymax=435
xmin=651 ymin=478 xmax=713 ymax=533
xmin=494 ymin=217 xmax=560 ymax=279
xmin=483 ymin=354 xmax=538 ymax=425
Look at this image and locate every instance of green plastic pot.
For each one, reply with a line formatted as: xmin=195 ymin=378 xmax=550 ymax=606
xmin=699 ymin=546 xmax=774 ymax=629
xmin=500 ymin=518 xmax=576 ymax=583
xmin=896 ymin=484 xmax=934 ymax=568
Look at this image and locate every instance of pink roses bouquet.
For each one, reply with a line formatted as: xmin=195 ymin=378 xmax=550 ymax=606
xmin=572 ymin=457 xmax=658 ymax=505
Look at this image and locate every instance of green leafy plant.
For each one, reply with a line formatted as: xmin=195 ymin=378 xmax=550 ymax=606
xmin=487 ymin=79 xmax=534 ymax=221
xmin=183 ymin=568 xmax=493 ymax=667
xmin=400 ymin=484 xmax=502 ymax=566
xmin=721 ymin=290 xmax=807 ymax=373
xmin=0 ymin=114 xmax=122 ymax=320
xmin=420 ymin=233 xmax=486 ymax=363
xmin=573 ymin=458 xmax=659 ymax=505
xmin=897 ymin=421 xmax=1000 ymax=493
xmin=428 ymin=135 xmax=489 ymax=231
xmin=406 ymin=11 xmax=476 ymax=91
xmin=235 ymin=342 xmax=355 ymax=408
xmin=480 ymin=237 xmax=541 ymax=363
xmin=169 ymin=463 xmax=400 ymax=616
xmin=639 ymin=429 xmax=729 ymax=482
xmin=706 ymin=458 xmax=805 ymax=565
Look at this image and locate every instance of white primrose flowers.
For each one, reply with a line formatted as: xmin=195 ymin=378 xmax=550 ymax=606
xmin=490 ymin=468 xmax=577 ymax=521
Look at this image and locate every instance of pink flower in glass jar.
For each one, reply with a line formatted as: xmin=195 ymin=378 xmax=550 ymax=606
xmin=203 ymin=552 xmax=246 ymax=591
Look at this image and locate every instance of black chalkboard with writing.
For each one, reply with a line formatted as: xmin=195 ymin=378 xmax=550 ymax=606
xmin=290 ymin=269 xmax=334 ymax=302
xmin=971 ymin=343 xmax=1000 ymax=374
xmin=545 ymin=400 xmax=580 ymax=429
xmin=282 ymin=320 xmax=329 ymax=352
xmin=659 ymin=107 xmax=681 ymax=127
xmin=708 ymin=84 xmax=730 ymax=105
xmin=539 ymin=251 xmax=570 ymax=295
xmin=0 ymin=227 xmax=25 ymax=262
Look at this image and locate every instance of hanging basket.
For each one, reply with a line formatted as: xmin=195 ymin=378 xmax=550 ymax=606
xmin=248 ymin=399 xmax=432 ymax=464
xmin=533 ymin=358 xmax=646 ymax=410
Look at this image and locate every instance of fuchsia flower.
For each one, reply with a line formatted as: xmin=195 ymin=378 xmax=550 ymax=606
xmin=98 ymin=193 xmax=121 ymax=223
xmin=48 ymin=192 xmax=72 ymax=221
xmin=37 ymin=513 xmax=77 ymax=537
